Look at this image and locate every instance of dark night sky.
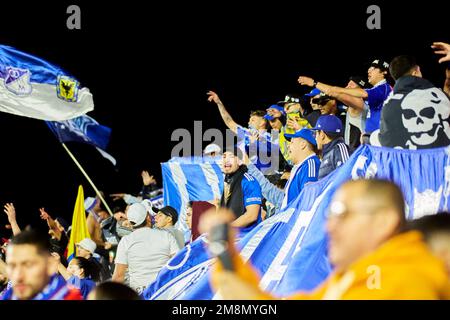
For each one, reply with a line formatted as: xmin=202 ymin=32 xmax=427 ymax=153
xmin=0 ymin=1 xmax=448 ymax=234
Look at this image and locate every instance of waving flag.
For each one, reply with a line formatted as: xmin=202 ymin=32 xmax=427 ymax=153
xmin=46 ymin=115 xmax=116 ymax=165
xmin=146 ymin=145 xmax=450 ymax=299
xmin=0 ymin=44 xmax=93 ymax=120
xmin=161 ymin=156 xmax=223 ymax=235
xmin=66 ymin=185 xmax=91 ymax=262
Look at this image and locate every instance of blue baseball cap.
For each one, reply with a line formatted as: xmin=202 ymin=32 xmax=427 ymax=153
xmin=264 ymin=104 xmax=285 ymax=120
xmin=311 ymin=115 xmax=343 ymax=134
xmin=304 ymin=88 xmax=321 ymax=97
xmin=284 ymin=128 xmax=317 ymax=146
xmin=266 ymin=105 xmax=285 ymax=113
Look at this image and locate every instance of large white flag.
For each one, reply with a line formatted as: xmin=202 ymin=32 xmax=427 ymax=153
xmin=0 ymin=44 xmax=93 ymax=121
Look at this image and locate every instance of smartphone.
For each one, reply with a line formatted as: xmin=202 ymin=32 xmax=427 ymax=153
xmin=209 ymin=223 xmax=234 ymax=271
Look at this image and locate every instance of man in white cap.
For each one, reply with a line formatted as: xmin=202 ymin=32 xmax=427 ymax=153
xmin=112 ymin=203 xmax=179 ymax=294
xmin=203 ymin=143 xmax=221 ymax=157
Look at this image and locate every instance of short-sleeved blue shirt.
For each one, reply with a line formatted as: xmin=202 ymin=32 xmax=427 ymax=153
xmin=281 ymin=154 xmax=320 ymax=209
xmin=364 ymin=80 xmax=392 ymax=133
xmin=238 ymin=172 xmax=263 ymax=237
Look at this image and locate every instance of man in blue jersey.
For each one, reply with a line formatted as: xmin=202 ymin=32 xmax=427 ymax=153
xmin=243 ymin=129 xmax=320 ymax=213
xmin=207 ymin=91 xmax=279 ymax=176
xmin=311 ymin=115 xmax=351 ymax=179
xmin=298 ymin=59 xmax=392 ymax=136
xmin=219 ymin=147 xmax=263 ymax=238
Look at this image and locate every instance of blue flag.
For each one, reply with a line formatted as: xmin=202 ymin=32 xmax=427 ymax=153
xmin=0 ymin=44 xmax=94 ymax=120
xmin=46 ymin=115 xmax=116 ymax=165
xmin=145 ymin=144 xmax=450 ymax=299
xmin=161 ymin=156 xmax=223 ymax=235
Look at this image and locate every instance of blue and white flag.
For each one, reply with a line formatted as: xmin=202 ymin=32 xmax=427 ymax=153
xmin=0 ymin=45 xmax=93 ymax=120
xmin=161 ymin=156 xmax=223 ymax=234
xmin=147 ymin=145 xmax=450 ymax=299
xmin=46 ymin=115 xmax=116 ymax=165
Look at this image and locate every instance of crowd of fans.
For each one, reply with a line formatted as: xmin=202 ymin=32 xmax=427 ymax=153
xmin=0 ymin=42 xmax=450 ymax=300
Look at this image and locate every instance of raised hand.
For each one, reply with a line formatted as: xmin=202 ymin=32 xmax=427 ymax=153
xmin=207 ymin=91 xmax=222 ymax=104
xmin=39 ymin=208 xmax=51 ymax=220
xmin=51 ymin=252 xmax=61 ymax=262
xmin=432 ymin=42 xmax=450 ymax=64
xmin=3 ymin=203 xmax=16 ymax=223
xmin=141 ymin=170 xmax=156 ymax=186
xmin=298 ymin=76 xmax=315 ymax=87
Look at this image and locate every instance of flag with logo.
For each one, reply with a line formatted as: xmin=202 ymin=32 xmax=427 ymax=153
xmin=66 ymin=185 xmax=91 ymax=261
xmin=145 ymin=145 xmax=450 ymax=299
xmin=0 ymin=44 xmax=94 ymax=120
xmin=46 ymin=114 xmax=116 ymax=165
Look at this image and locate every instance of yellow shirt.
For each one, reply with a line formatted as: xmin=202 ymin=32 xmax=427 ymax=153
xmin=211 ymin=231 xmax=450 ymax=300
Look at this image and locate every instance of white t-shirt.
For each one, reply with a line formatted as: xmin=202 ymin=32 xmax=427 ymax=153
xmin=166 ymin=226 xmax=185 ymax=250
xmin=115 ymin=227 xmax=179 ymax=293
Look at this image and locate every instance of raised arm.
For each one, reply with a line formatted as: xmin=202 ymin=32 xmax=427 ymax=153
xmin=3 ymin=203 xmax=21 ymax=236
xmin=39 ymin=208 xmax=62 ymax=240
xmin=432 ymin=42 xmax=450 ymax=64
xmin=51 ymin=252 xmax=71 ymax=280
xmin=333 ymin=92 xmax=366 ymax=111
xmin=207 ymin=91 xmax=239 ymax=133
xmin=298 ymin=76 xmax=368 ymax=99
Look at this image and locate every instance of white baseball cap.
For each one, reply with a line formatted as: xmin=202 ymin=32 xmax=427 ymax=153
xmin=76 ymin=238 xmax=97 ymax=254
xmin=204 ymin=143 xmax=221 ymax=155
xmin=140 ymin=199 xmax=154 ymax=216
xmin=127 ymin=203 xmax=148 ymax=226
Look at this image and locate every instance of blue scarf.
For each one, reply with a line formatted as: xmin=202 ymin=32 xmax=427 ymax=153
xmin=0 ymin=274 xmax=70 ymax=300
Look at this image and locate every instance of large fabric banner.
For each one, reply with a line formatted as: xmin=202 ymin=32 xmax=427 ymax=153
xmin=147 ymin=145 xmax=450 ymax=299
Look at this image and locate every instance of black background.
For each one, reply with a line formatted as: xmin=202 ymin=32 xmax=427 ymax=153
xmin=0 ymin=0 xmax=448 ymax=234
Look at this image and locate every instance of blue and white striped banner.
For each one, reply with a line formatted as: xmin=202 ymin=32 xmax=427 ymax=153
xmin=147 ymin=145 xmax=450 ymax=299
xmin=161 ymin=156 xmax=223 ymax=234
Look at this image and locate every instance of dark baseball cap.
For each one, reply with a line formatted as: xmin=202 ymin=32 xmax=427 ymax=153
xmin=152 ymin=206 xmax=178 ymax=225
xmin=370 ymin=59 xmax=390 ymax=72
xmin=349 ymin=76 xmax=368 ymax=88
xmin=277 ymin=94 xmax=302 ymax=105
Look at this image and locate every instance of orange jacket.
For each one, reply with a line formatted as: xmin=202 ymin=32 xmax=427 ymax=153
xmin=211 ymin=231 xmax=450 ymax=300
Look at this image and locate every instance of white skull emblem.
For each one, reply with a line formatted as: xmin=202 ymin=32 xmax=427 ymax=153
xmin=400 ymin=88 xmax=450 ymax=146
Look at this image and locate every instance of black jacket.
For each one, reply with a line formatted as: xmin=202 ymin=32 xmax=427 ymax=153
xmin=319 ymin=137 xmax=351 ymax=179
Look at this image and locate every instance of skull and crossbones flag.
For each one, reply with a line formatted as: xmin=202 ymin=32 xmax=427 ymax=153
xmin=378 ymin=75 xmax=450 ymax=149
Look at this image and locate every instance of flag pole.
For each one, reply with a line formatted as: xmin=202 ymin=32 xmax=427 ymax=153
xmin=61 ymin=143 xmax=113 ymax=217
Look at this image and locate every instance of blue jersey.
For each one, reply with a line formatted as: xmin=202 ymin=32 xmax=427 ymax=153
xmin=238 ymin=172 xmax=263 ymax=237
xmin=237 ymin=126 xmax=277 ymax=175
xmin=364 ymin=80 xmax=392 ymax=133
xmin=281 ymin=154 xmax=320 ymax=209
xmin=67 ymin=276 xmax=96 ymax=299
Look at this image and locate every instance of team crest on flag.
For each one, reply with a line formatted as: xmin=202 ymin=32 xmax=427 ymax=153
xmin=57 ymin=75 xmax=79 ymax=102
xmin=4 ymin=67 xmax=32 ymax=96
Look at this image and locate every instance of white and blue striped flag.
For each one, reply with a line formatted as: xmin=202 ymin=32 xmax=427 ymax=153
xmin=0 ymin=44 xmax=93 ymax=121
xmin=161 ymin=156 xmax=223 ymax=238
